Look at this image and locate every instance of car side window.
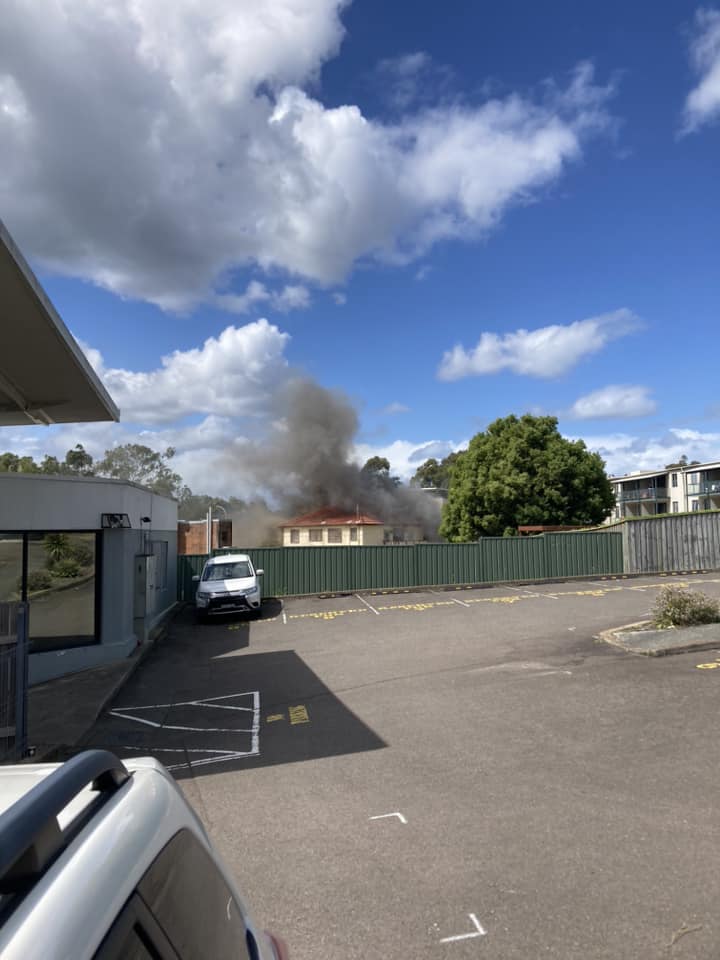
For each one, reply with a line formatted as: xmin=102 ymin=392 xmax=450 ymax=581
xmin=137 ymin=829 xmax=251 ymax=960
xmin=93 ymin=894 xmax=177 ymax=960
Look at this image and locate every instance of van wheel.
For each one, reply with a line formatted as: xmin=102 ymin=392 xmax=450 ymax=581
xmin=196 ymin=610 xmax=208 ymax=624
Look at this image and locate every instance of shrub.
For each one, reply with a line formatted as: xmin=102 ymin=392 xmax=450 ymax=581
xmin=24 ymin=569 xmax=53 ymax=593
xmin=50 ymin=558 xmax=81 ymax=579
xmin=69 ymin=542 xmax=94 ymax=567
xmin=43 ymin=533 xmax=71 ymax=565
xmin=652 ymin=586 xmax=720 ymax=628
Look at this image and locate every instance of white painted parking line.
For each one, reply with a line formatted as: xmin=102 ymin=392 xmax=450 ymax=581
xmin=355 ymin=593 xmax=380 ymax=616
xmin=282 ymin=609 xmax=287 ymax=624
xmin=369 ymin=811 xmax=407 ymax=824
xmin=440 ymin=913 xmax=486 ymax=943
xmin=449 ymin=596 xmax=470 ymax=608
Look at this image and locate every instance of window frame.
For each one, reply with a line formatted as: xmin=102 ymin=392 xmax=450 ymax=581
xmin=349 ymin=527 xmax=358 ymax=542
xmin=0 ymin=529 xmax=102 ymax=651
xmin=327 ymin=528 xmax=342 ymax=544
xmin=289 ymin=529 xmax=299 ymax=544
xmin=308 ymin=528 xmax=323 ymax=543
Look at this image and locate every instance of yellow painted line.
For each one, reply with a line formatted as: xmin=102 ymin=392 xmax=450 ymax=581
xmin=696 ymin=662 xmax=720 ymax=670
xmin=266 ymin=714 xmax=285 ymax=722
xmin=289 ymin=705 xmax=310 ymax=724
xmin=288 ymin=608 xmax=368 ymax=621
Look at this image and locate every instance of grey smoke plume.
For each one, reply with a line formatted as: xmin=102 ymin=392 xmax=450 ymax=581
xmin=223 ymin=379 xmax=442 ymax=540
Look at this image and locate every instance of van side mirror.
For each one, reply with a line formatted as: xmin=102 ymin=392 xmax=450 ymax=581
xmin=256 ymin=569 xmax=264 ymax=576
xmin=192 ymin=575 xmax=200 ymax=582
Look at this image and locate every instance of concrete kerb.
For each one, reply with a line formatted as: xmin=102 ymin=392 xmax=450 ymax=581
xmin=597 ymin=620 xmax=720 ymax=657
xmin=28 ymin=605 xmax=181 ymax=762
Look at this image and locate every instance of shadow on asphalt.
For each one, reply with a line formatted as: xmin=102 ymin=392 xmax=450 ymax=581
xmin=82 ymin=603 xmax=386 ymax=781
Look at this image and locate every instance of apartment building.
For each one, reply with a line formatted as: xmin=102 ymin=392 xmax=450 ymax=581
xmin=611 ymin=460 xmax=720 ymax=519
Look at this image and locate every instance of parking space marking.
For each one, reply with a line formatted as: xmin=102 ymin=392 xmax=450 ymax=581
xmin=108 ymin=691 xmax=261 ymax=770
xmin=288 ymin=607 xmax=368 ymax=621
xmin=369 ymin=811 xmax=408 ymax=824
xmin=289 ymin=704 xmax=310 ymax=724
xmin=272 ymin=577 xmax=720 ymax=626
xmin=355 ymin=593 xmax=381 ymax=616
xmin=439 ymin=913 xmax=487 ymax=944
xmin=449 ymin=595 xmax=470 ymax=608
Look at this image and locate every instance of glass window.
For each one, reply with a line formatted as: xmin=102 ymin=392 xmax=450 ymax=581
xmin=672 ymin=501 xmax=679 ymax=513
xmin=0 ymin=535 xmax=23 ymax=604
xmin=671 ymin=473 xmax=678 ymax=487
xmin=349 ymin=527 xmax=358 ymax=542
xmin=692 ymin=500 xmax=699 ymax=511
xmin=689 ymin=473 xmax=699 ymax=485
xmin=309 ymin=528 xmax=323 ymax=542
xmin=290 ymin=529 xmax=299 ymax=544
xmin=327 ymin=528 xmax=342 ymax=543
xmin=138 ymin=830 xmax=250 ymax=960
xmin=26 ymin=533 xmax=97 ymax=653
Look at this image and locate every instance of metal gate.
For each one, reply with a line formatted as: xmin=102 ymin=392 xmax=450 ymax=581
xmin=0 ymin=602 xmax=29 ymax=763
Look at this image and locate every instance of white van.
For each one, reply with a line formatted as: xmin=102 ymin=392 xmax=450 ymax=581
xmin=193 ymin=553 xmax=264 ymax=620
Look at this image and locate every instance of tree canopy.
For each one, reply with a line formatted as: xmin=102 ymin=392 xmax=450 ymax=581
xmin=411 ymin=452 xmax=462 ymax=489
xmin=440 ymin=414 xmax=615 ymax=541
xmin=95 ymin=444 xmax=184 ymax=498
xmin=361 ymin=455 xmax=400 ymax=489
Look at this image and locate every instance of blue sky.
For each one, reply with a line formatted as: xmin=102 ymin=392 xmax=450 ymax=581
xmin=2 ymin=1 xmax=720 ymax=496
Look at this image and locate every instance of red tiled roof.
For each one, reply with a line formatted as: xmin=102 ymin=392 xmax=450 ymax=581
xmin=280 ymin=506 xmax=383 ymax=527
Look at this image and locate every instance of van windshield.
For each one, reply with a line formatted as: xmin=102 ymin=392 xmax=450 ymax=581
xmin=203 ymin=561 xmax=252 ymax=581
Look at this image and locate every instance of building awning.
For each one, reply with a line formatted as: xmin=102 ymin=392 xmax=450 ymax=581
xmin=0 ymin=219 xmax=119 ymax=426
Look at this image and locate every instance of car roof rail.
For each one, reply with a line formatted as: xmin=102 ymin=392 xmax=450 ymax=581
xmin=0 ymin=750 xmax=131 ymax=895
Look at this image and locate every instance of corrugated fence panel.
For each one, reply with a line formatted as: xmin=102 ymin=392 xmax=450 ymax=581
xmin=415 ymin=543 xmax=479 ymax=586
xmin=544 ymin=532 xmax=623 ymax=579
xmin=181 ymin=531 xmax=624 ymax=597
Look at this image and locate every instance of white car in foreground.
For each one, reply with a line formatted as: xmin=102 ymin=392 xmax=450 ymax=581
xmin=0 ymin=750 xmax=288 ymax=959
xmin=194 ymin=553 xmax=264 ymax=620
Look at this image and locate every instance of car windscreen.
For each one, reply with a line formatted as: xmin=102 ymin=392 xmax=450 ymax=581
xmin=203 ymin=561 xmax=252 ymax=581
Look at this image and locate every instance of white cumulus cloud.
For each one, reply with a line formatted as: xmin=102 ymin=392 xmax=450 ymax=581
xmin=568 ymin=384 xmax=656 ymax=420
xmin=215 ymin=281 xmax=310 ymax=314
xmin=682 ymin=8 xmax=720 ymax=133
xmin=438 ymin=308 xmax=640 ymax=381
xmin=0 ymin=0 xmax=614 ymax=311
xmin=80 ymin=319 xmax=290 ymax=423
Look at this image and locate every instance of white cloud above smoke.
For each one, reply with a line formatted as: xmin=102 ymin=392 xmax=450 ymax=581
xmin=438 ymin=308 xmax=640 ymax=380
xmin=0 ymin=0 xmax=613 ymax=310
xmin=80 ymin=319 xmax=289 ymax=423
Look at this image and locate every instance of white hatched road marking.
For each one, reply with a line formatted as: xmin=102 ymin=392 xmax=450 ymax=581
xmin=109 ymin=691 xmax=260 ymax=770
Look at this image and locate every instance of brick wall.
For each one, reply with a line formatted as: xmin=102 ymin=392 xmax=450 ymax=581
xmin=178 ymin=519 xmax=232 ymax=555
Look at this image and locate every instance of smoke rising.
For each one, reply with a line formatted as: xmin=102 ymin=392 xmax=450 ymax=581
xmin=223 ymin=379 xmax=442 ymax=542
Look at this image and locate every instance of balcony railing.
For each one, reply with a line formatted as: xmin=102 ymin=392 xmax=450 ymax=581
xmin=617 ymin=487 xmax=668 ymax=502
xmin=687 ymin=480 xmax=720 ymax=496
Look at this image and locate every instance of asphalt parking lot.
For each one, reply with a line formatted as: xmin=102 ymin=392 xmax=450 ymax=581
xmin=85 ymin=573 xmax=720 ymax=959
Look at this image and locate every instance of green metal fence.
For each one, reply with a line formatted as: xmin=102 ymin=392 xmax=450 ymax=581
xmin=177 ymin=532 xmax=623 ymax=600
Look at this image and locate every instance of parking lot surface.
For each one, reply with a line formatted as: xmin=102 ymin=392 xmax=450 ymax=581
xmin=85 ymin=573 xmax=720 ymax=959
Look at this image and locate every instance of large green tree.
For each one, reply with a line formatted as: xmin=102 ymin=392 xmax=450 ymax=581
xmin=440 ymin=414 xmax=614 ymax=541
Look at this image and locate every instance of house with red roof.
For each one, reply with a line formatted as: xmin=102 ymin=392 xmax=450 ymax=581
xmin=279 ymin=507 xmax=423 ymax=546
